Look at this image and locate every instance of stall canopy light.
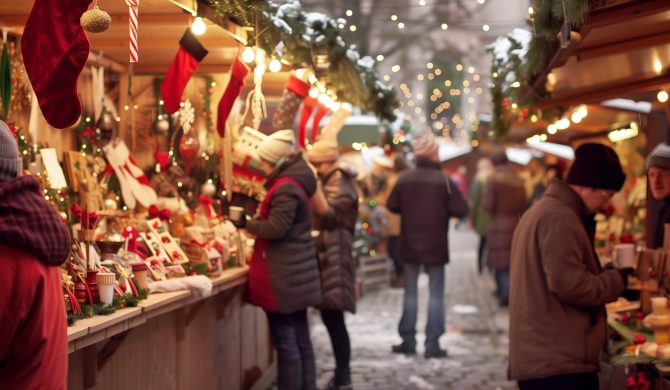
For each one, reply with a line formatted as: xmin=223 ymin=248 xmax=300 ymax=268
xmin=191 ymin=17 xmax=206 ymax=36
xmin=608 ymin=122 xmax=639 ymax=143
xmin=526 ymin=141 xmax=575 ymax=161
xmin=601 ymin=99 xmax=652 ymax=114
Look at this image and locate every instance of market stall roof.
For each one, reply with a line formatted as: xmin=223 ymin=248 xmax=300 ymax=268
xmin=506 ymin=104 xmax=642 ymax=143
xmin=0 ymin=0 xmax=398 ymax=119
xmin=0 ymin=0 xmax=247 ymax=74
xmin=533 ymin=0 xmax=670 ymax=110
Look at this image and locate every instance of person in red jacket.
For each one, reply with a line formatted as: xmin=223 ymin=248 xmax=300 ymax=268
xmin=0 ymin=120 xmax=71 ymax=389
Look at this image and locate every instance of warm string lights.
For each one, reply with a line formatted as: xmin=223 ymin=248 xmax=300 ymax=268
xmin=394 ymin=62 xmax=486 ymax=135
xmin=526 ymin=105 xmax=589 ymax=142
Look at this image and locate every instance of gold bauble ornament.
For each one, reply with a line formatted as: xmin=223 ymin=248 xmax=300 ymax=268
xmin=80 ymin=6 xmax=111 ymax=33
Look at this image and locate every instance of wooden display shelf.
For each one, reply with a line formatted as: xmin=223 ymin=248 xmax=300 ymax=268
xmin=67 ymin=266 xmax=274 ymax=390
xmin=67 ymin=266 xmax=249 ymax=352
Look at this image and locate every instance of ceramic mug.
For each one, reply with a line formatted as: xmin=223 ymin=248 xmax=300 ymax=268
xmin=613 ymin=243 xmax=636 ymax=269
xmin=229 ymin=206 xmax=244 ymax=222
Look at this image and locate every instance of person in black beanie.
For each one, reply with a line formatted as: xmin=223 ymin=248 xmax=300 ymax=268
xmin=508 ymin=143 xmax=631 ymax=390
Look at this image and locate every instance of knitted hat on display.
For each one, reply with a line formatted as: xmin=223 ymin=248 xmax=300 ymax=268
xmin=307 ymin=140 xmax=339 ymax=163
xmin=566 ymin=143 xmax=625 ymax=191
xmin=0 ymin=121 xmax=22 ymax=181
xmin=647 ymin=143 xmax=670 ymax=170
xmin=412 ymin=133 xmax=438 ymax=159
xmin=257 ymin=129 xmax=295 ymax=165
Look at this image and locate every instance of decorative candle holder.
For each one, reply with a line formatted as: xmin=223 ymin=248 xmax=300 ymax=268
xmin=96 ymin=272 xmax=116 ymax=306
xmin=647 ymin=297 xmax=670 ymax=345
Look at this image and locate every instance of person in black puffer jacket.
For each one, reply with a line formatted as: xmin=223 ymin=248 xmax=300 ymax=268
xmin=308 ymin=140 xmax=358 ymax=390
xmin=233 ymin=130 xmax=321 ymax=390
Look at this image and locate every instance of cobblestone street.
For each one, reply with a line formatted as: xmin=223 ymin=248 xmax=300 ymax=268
xmin=311 ymin=227 xmax=516 ymax=390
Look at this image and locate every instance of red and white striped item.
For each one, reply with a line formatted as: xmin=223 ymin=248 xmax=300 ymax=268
xmin=125 ymin=0 xmax=139 ymax=62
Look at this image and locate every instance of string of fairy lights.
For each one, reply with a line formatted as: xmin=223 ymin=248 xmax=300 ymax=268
xmin=334 ymin=1 xmax=499 ymax=143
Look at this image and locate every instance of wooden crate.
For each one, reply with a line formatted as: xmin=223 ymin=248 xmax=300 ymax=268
xmin=358 ymin=255 xmax=392 ymax=296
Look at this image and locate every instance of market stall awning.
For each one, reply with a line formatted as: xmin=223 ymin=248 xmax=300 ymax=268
xmin=533 ymin=0 xmax=670 ymax=109
xmin=506 ymin=104 xmax=642 ymax=143
xmin=0 ymin=0 xmax=246 ymax=74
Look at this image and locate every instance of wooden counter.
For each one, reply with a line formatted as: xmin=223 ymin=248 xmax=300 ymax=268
xmin=67 ymin=267 xmax=275 ymax=390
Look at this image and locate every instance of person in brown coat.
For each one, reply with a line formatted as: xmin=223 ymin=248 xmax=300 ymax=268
xmin=308 ymin=140 xmax=358 ymax=390
xmin=509 ymin=143 xmax=632 ymax=390
xmin=484 ymin=150 xmax=527 ymax=306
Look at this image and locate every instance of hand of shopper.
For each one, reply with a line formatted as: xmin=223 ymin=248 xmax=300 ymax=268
xmin=231 ymin=211 xmax=247 ymax=229
xmin=616 ymin=267 xmax=635 ymax=286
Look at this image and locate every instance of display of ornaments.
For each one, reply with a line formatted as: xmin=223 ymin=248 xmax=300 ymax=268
xmin=80 ymin=4 xmax=112 ymax=33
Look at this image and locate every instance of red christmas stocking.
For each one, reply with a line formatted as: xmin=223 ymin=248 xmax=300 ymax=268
xmin=311 ymin=103 xmax=329 ymax=143
xmin=298 ymin=96 xmax=317 ymax=148
xmin=272 ymin=73 xmax=310 ymax=131
xmin=161 ymin=29 xmax=209 ymax=115
xmin=216 ymin=49 xmax=249 ymax=137
xmin=21 ymin=0 xmax=93 ymax=129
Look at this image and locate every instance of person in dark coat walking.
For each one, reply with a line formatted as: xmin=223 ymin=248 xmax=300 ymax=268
xmin=232 ymin=130 xmax=321 ymax=390
xmin=484 ymin=150 xmax=527 ymax=306
xmin=308 ymin=140 xmax=358 ymax=390
xmin=646 ymin=143 xmax=670 ymax=249
xmin=0 ymin=120 xmax=70 ymax=390
xmin=387 ymin=133 xmax=469 ymax=358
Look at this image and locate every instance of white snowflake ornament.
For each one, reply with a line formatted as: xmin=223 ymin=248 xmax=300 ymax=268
xmin=178 ymin=99 xmax=195 ymax=133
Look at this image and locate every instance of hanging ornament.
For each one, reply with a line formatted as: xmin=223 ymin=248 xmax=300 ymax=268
xmin=125 ymin=0 xmax=139 ymax=62
xmin=241 ymin=48 xmax=267 ymax=130
xmin=178 ymin=99 xmax=195 ymax=133
xmin=178 ymin=99 xmax=198 ymax=174
xmin=156 ymin=118 xmax=170 ymax=133
xmin=179 ymin=129 xmax=199 ymax=175
xmin=201 ymin=182 xmax=216 ymax=197
xmin=80 ymin=2 xmax=112 ymax=33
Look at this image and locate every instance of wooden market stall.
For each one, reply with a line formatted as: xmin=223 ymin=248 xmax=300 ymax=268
xmin=0 ymin=1 xmax=398 ymax=389
xmin=0 ymin=1 xmax=282 ymax=389
xmin=489 ymin=1 xmax=670 ymax=387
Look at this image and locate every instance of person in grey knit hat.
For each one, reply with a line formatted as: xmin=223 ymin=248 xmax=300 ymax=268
xmin=0 ymin=120 xmax=23 ymax=181
xmin=646 ymin=143 xmax=670 ymax=248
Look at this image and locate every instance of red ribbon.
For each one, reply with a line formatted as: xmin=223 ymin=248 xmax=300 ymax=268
xmin=148 ymin=205 xmax=172 ymax=221
xmin=197 ymin=195 xmax=217 ymax=218
xmin=71 ymin=203 xmax=99 ymax=229
xmin=64 ymin=285 xmax=82 ymax=315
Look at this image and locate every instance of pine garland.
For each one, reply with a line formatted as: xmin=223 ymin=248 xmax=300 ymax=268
xmin=488 ymin=0 xmax=591 ymax=139
xmin=206 ymin=0 xmax=399 ymax=121
xmin=67 ymin=283 xmax=149 ymax=326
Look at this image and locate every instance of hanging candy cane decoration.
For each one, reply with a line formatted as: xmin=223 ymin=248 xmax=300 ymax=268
xmin=125 ymin=0 xmax=139 ymax=62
